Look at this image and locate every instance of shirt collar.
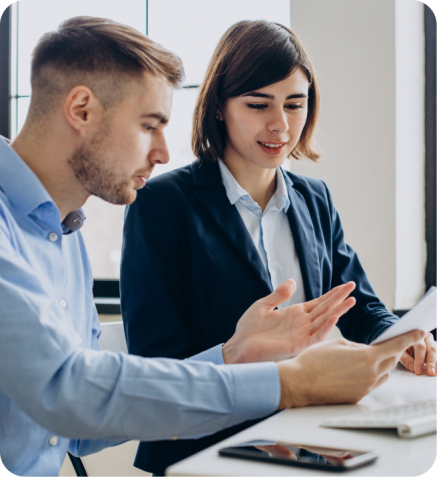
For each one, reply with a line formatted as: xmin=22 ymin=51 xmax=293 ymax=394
xmin=0 ymin=136 xmax=85 ymax=234
xmin=218 ymin=159 xmax=290 ymax=212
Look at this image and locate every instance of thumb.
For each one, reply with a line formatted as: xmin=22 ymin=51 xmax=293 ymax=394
xmin=260 ymin=279 xmax=296 ymax=309
xmin=373 ymin=330 xmax=426 ymax=358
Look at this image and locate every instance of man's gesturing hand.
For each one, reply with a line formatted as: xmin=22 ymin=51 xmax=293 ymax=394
xmin=222 ymin=280 xmax=356 ymax=364
xmin=277 ymin=330 xmax=426 ymax=409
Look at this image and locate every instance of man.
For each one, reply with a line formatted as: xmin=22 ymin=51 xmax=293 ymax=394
xmin=0 ymin=16 xmax=425 ymax=476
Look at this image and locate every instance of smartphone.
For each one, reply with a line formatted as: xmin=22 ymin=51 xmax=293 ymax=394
xmin=218 ymin=440 xmax=378 ymax=471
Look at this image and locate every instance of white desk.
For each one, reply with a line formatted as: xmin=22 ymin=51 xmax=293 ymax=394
xmin=167 ymin=365 xmax=436 ymax=476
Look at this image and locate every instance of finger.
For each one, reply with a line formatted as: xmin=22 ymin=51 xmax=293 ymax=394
xmin=399 ymin=349 xmax=416 ymax=373
xmin=260 ymin=279 xmax=296 ymax=309
xmin=304 ymin=282 xmax=355 ymax=314
xmin=370 ymin=372 xmax=390 ymax=391
xmin=412 ymin=339 xmax=427 ymax=375
xmin=308 ymin=315 xmax=339 ymax=344
xmin=425 ymin=333 xmax=437 ymax=376
xmin=308 ymin=282 xmax=356 ymax=321
xmin=310 ymin=297 xmax=356 ymax=334
xmin=372 ymin=330 xmax=426 ymax=358
xmin=303 ymin=284 xmax=345 ymax=312
xmin=377 ymin=354 xmax=399 ymax=375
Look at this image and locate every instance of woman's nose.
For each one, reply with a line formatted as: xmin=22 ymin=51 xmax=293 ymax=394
xmin=267 ymin=109 xmax=289 ymax=133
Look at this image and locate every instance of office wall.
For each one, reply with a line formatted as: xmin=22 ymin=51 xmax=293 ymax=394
xmin=287 ymin=0 xmax=426 ymax=312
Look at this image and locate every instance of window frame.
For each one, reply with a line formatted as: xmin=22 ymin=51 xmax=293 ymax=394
xmin=424 ymin=4 xmax=436 ymax=293
xmin=0 ymin=6 xmax=10 ymax=138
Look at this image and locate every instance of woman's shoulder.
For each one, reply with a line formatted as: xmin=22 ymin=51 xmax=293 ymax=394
xmin=146 ymin=163 xmax=194 ymax=190
xmin=282 ymin=168 xmax=329 ymax=196
xmin=135 ymin=162 xmax=199 ymax=205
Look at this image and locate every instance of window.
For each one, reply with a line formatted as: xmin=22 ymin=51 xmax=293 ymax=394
xmin=424 ymin=4 xmax=436 ymax=295
xmin=6 ymin=0 xmax=290 ymax=280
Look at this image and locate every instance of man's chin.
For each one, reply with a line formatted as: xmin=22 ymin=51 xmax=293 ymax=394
xmin=93 ymin=188 xmax=138 ymax=206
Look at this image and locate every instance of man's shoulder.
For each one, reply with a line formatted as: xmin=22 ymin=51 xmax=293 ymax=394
xmin=0 ymin=192 xmax=17 ymax=247
xmin=0 ymin=190 xmax=12 ymax=225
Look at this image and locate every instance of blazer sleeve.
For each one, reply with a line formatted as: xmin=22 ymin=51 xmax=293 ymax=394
xmin=121 ymin=185 xmax=192 ymax=359
xmin=322 ymin=181 xmax=399 ymax=344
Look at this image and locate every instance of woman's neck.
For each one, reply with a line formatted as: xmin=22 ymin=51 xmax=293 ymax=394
xmin=222 ymin=154 xmax=277 ymax=212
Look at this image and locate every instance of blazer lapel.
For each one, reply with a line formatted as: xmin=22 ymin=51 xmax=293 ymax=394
xmin=192 ymin=162 xmax=273 ymax=293
xmin=284 ymin=175 xmax=322 ymax=301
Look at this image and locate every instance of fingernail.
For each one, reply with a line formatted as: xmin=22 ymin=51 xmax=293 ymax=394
xmin=417 ymin=366 xmax=423 ymax=375
xmin=428 ymin=366 xmax=436 ymax=376
xmin=409 ymin=363 xmax=414 ymax=372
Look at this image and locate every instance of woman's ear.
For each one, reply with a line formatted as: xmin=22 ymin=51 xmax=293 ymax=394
xmin=215 ymin=103 xmax=224 ymax=121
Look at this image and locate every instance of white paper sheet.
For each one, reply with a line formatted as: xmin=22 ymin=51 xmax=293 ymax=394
xmin=371 ymin=287 xmax=436 ymax=344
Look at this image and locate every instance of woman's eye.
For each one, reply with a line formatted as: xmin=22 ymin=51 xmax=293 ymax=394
xmin=247 ymin=103 xmax=268 ymax=110
xmin=143 ymin=124 xmax=156 ymax=131
xmin=286 ymin=104 xmax=303 ymax=110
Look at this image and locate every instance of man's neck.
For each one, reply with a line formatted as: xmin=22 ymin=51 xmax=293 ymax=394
xmin=10 ymin=123 xmax=88 ymax=221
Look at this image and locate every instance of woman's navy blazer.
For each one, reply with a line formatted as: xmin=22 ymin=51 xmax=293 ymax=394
xmin=120 ymin=160 xmax=398 ymax=474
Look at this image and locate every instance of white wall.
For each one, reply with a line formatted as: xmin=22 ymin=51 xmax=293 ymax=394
xmin=287 ymin=0 xmax=425 ymax=312
xmin=395 ymin=0 xmax=426 ymax=309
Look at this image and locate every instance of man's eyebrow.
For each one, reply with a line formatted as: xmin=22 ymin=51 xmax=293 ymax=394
xmin=140 ymin=112 xmax=169 ymax=124
xmin=242 ymin=92 xmax=308 ymax=100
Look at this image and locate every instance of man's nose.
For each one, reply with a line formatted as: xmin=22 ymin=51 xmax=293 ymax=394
xmin=150 ymin=131 xmax=170 ymax=165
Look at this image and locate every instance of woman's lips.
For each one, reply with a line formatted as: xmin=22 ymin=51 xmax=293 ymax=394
xmin=258 ymin=141 xmax=287 ymax=155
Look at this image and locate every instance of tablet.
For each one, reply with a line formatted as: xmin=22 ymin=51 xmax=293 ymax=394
xmin=219 ymin=440 xmax=378 ymax=471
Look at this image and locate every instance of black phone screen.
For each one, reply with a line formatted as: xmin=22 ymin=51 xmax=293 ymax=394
xmin=219 ymin=440 xmax=378 ymax=471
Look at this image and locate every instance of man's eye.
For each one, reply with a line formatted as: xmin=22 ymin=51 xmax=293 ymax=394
xmin=143 ymin=124 xmax=156 ymax=131
xmin=247 ymin=104 xmax=268 ymax=110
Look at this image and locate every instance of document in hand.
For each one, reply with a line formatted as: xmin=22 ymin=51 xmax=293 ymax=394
xmin=371 ymin=287 xmax=436 ymax=344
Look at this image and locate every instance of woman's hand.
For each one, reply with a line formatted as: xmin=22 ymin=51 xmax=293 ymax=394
xmin=222 ymin=280 xmax=356 ymax=364
xmin=399 ymin=332 xmax=437 ymax=376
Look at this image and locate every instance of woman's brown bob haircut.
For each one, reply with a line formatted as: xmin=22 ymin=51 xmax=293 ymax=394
xmin=192 ymin=20 xmax=320 ymax=163
xmin=29 ymin=16 xmax=184 ymax=117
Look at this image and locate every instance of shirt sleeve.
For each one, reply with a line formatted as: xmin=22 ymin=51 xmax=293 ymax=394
xmin=188 ymin=344 xmax=225 ymax=365
xmin=0 ymin=217 xmax=280 ymax=443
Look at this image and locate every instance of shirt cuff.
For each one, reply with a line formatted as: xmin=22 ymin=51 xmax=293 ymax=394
xmin=223 ymin=361 xmax=280 ymax=428
xmin=187 ymin=344 xmax=225 ymax=365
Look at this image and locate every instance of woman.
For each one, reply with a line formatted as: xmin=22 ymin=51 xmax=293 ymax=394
xmin=120 ymin=20 xmax=433 ymax=475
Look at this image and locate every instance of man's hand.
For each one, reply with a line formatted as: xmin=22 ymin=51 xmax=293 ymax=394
xmin=399 ymin=332 xmax=437 ymax=376
xmin=276 ymin=330 xmax=426 ymax=409
xmin=222 ymin=280 xmax=356 ymax=364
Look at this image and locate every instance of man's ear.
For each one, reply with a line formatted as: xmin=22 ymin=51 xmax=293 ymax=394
xmin=64 ymin=86 xmax=103 ymax=135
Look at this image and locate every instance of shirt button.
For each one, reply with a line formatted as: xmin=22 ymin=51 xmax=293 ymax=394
xmin=49 ymin=436 xmax=58 ymax=446
xmin=59 ymin=299 xmax=67 ymax=309
xmin=49 ymin=232 xmax=58 ymax=242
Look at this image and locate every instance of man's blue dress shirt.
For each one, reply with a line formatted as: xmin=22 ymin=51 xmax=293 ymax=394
xmin=0 ymin=137 xmax=280 ymax=476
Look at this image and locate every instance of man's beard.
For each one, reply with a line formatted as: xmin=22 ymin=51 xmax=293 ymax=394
xmin=68 ymin=123 xmax=135 ymax=205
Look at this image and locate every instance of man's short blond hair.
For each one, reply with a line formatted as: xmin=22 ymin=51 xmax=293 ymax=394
xmin=29 ymin=16 xmax=184 ymax=118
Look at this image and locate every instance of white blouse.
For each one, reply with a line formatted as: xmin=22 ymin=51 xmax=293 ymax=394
xmin=218 ymin=160 xmax=306 ymax=308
